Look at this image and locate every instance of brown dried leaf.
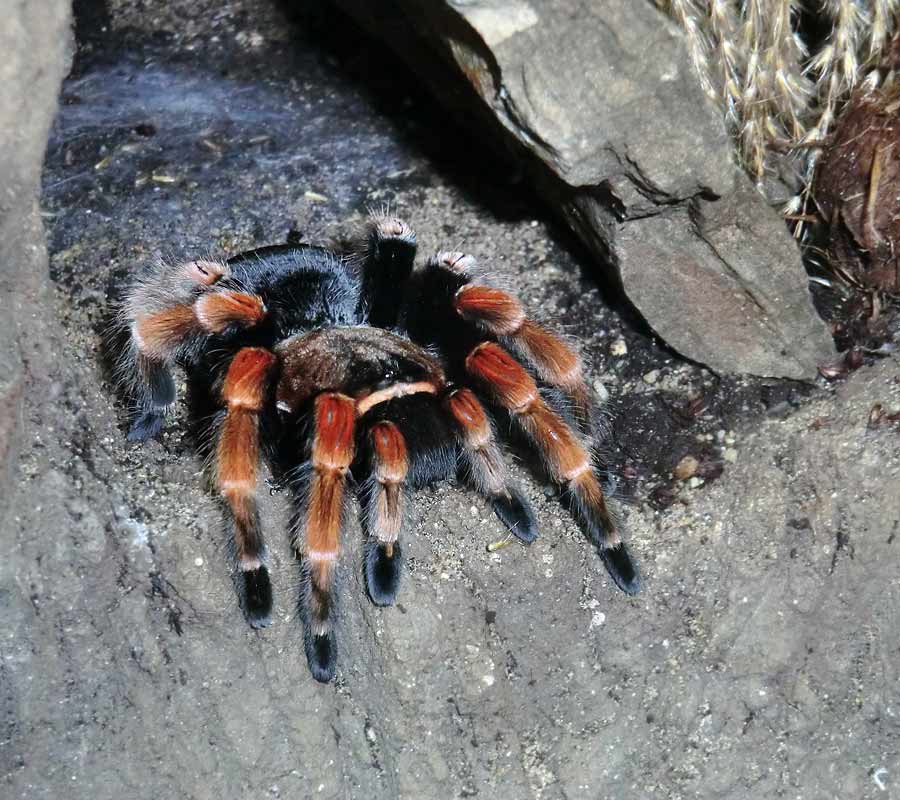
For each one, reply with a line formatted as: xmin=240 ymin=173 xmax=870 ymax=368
xmin=815 ymin=80 xmax=900 ymax=294
xmin=818 ymin=348 xmax=864 ymax=381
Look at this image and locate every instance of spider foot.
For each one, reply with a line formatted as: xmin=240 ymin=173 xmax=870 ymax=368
xmin=365 ymin=540 xmax=403 ymax=606
xmin=600 ymin=542 xmax=642 ymax=595
xmin=371 ymin=214 xmax=416 ymax=246
xmin=432 ymin=251 xmax=478 ymax=274
xmin=241 ymin=566 xmax=273 ymax=628
xmin=491 ymin=488 xmax=539 ymax=544
xmin=127 ymin=410 xmax=166 ymax=441
xmin=573 ymin=483 xmax=642 ymax=594
xmin=305 ymin=630 xmax=337 ymax=684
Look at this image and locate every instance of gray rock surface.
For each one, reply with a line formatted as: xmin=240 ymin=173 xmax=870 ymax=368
xmin=0 ymin=1 xmax=71 ymax=510
xmin=8 ymin=326 xmax=900 ymax=799
xmin=334 ymin=0 xmax=836 ymax=378
xmin=4 ymin=3 xmax=898 ymax=800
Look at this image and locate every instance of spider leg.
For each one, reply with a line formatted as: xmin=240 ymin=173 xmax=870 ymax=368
xmin=362 ymin=421 xmax=409 ymax=605
xmin=296 ymin=392 xmax=356 ymax=683
xmin=118 ymin=257 xmax=267 ymax=440
xmin=445 ymin=388 xmax=538 ymax=543
xmin=466 ymin=342 xmax=641 ymax=594
xmin=434 ymin=252 xmax=595 ymax=431
xmin=352 ymin=213 xmax=417 ymax=328
xmin=216 ymin=347 xmax=278 ymax=627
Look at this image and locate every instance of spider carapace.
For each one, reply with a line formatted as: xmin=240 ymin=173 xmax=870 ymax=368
xmin=118 ymin=215 xmax=641 ymax=682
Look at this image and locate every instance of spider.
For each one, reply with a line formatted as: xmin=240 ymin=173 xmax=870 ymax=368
xmin=117 ymin=214 xmax=641 ymax=682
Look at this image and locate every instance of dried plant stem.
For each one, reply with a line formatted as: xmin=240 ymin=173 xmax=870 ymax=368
xmin=805 ymin=0 xmax=867 ymax=146
xmin=736 ymin=0 xmax=812 ymax=180
xmin=655 ymin=0 xmax=900 ymax=197
xmin=709 ymin=0 xmax=745 ymax=125
xmin=662 ymin=0 xmax=718 ymax=99
xmin=739 ymin=0 xmax=774 ymax=178
xmin=767 ymin=0 xmax=810 ymax=140
xmin=869 ymin=0 xmax=895 ymax=58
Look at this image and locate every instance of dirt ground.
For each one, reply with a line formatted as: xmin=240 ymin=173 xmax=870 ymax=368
xmin=4 ymin=3 xmax=900 ymax=799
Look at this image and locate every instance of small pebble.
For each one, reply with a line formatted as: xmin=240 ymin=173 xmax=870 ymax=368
xmin=767 ymin=400 xmax=792 ymax=419
xmin=592 ymin=379 xmax=610 ymax=402
xmin=687 ymin=476 xmax=704 ymax=489
xmin=610 ymin=338 xmax=628 ymax=357
xmin=723 ymin=448 xmax=738 ymax=463
xmin=643 ymin=370 xmax=659 ymax=385
xmin=674 ymin=455 xmax=699 ymax=480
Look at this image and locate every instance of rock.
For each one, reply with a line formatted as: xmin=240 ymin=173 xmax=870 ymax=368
xmin=610 ymin=337 xmax=628 ymax=357
xmin=674 ymin=454 xmax=700 ymax=480
xmin=0 ymin=4 xmax=70 ymax=510
xmin=333 ymin=0 xmax=836 ymax=377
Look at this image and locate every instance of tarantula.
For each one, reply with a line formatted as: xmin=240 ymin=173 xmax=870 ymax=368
xmin=117 ymin=214 xmax=641 ymax=682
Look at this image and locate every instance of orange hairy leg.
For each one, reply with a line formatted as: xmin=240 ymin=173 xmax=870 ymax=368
xmin=446 ymin=388 xmax=537 ymax=543
xmin=196 ymin=289 xmax=267 ymax=333
xmin=133 ymin=289 xmax=264 ymax=355
xmin=299 ymin=392 xmax=356 ymax=683
xmin=134 ymin=305 xmax=199 ymax=359
xmin=217 ymin=347 xmax=278 ymax=626
xmin=454 ymin=284 xmax=592 ymax=424
xmin=363 ymin=421 xmax=410 ymax=606
xmin=369 ymin=422 xmax=408 ymax=549
xmin=466 ymin=342 xmax=639 ymax=592
xmin=121 ymin=256 xmax=264 ymax=440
